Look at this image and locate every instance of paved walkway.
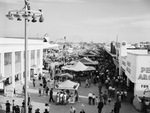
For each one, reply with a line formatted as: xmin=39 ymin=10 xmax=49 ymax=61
xmin=0 ymin=78 xmax=140 ymax=113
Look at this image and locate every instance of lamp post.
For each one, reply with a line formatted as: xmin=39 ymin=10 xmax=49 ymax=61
xmin=6 ymin=0 xmax=44 ymax=113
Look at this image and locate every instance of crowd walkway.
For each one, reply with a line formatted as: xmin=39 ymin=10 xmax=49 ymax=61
xmin=0 ymin=78 xmax=140 ymax=113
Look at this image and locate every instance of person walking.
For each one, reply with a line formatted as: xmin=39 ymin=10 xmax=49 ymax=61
xmin=15 ymin=105 xmax=20 ymax=113
xmin=43 ymin=109 xmax=49 ymax=113
xmin=28 ymin=103 xmax=32 ymax=113
xmin=85 ymin=78 xmax=89 ymax=88
xmin=21 ymin=106 xmax=25 ymax=113
xmin=92 ymin=93 xmax=96 ymax=105
xmin=114 ymin=100 xmax=121 ymax=113
xmin=98 ymin=82 xmax=102 ymax=96
xmin=28 ymin=94 xmax=31 ymax=105
xmin=45 ymin=86 xmax=49 ymax=96
xmin=12 ymin=100 xmax=16 ymax=113
xmin=88 ymin=92 xmax=93 ymax=105
xmin=33 ymin=77 xmax=35 ymax=87
xmin=6 ymin=100 xmax=11 ymax=113
xmin=39 ymin=87 xmax=42 ymax=97
xmin=103 ymin=91 xmax=108 ymax=105
xmin=70 ymin=106 xmax=76 ymax=113
xmin=49 ymin=88 xmax=54 ymax=102
xmin=35 ymin=108 xmax=40 ymax=113
xmin=80 ymin=109 xmax=85 ymax=113
xmin=97 ymin=100 xmax=104 ymax=113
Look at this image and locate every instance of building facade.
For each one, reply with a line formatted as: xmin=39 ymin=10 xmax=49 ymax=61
xmin=105 ymin=41 xmax=150 ymax=97
xmin=0 ymin=37 xmax=43 ymax=90
xmin=120 ymin=51 xmax=150 ymax=97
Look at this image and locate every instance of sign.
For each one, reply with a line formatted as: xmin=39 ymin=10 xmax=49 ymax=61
xmin=135 ymin=54 xmax=150 ymax=84
xmin=121 ymin=56 xmax=126 ymax=70
xmin=125 ymin=53 xmax=136 ymax=83
xmin=138 ymin=67 xmax=150 ymax=80
xmin=126 ymin=61 xmax=131 ymax=74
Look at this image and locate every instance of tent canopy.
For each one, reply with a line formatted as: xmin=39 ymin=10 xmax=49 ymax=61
xmin=79 ymin=57 xmax=98 ymax=65
xmin=57 ymin=80 xmax=79 ymax=90
xmin=56 ymin=73 xmax=73 ymax=79
xmin=80 ymin=52 xmax=96 ymax=57
xmin=62 ymin=61 xmax=95 ymax=71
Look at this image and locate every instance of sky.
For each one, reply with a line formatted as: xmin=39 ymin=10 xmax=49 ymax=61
xmin=0 ymin=0 xmax=150 ymax=43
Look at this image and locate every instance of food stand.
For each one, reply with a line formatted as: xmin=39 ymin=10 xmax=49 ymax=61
xmin=54 ymin=80 xmax=79 ymax=104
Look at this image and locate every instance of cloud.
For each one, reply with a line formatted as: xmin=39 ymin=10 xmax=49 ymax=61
xmin=0 ymin=0 xmax=22 ymax=4
xmin=81 ymin=14 xmax=150 ymax=28
xmin=31 ymin=0 xmax=84 ymax=4
xmin=0 ymin=0 xmax=83 ymax=4
xmin=131 ymin=20 xmax=150 ymax=28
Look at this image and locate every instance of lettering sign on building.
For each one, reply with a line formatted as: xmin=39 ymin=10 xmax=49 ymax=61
xmin=125 ymin=53 xmax=136 ymax=83
xmin=126 ymin=61 xmax=131 ymax=74
xmin=138 ymin=67 xmax=150 ymax=80
xmin=121 ymin=56 xmax=126 ymax=70
xmin=134 ymin=55 xmax=150 ymax=85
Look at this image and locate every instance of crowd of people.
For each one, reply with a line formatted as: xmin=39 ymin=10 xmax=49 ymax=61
xmin=1 ymin=46 xmax=133 ymax=113
xmin=4 ymin=99 xmax=49 ymax=113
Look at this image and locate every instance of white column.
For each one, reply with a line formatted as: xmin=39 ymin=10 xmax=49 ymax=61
xmin=39 ymin=49 xmax=43 ymax=74
xmin=11 ymin=52 xmax=15 ymax=88
xmin=34 ymin=50 xmax=37 ymax=74
xmin=1 ymin=53 xmax=4 ymax=77
xmin=28 ymin=50 xmax=31 ymax=80
xmin=20 ymin=51 xmax=24 ymax=84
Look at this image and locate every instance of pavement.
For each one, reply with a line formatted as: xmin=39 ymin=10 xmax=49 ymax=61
xmin=0 ymin=74 xmax=141 ymax=113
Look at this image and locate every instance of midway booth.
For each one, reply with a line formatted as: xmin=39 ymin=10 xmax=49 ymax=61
xmin=54 ymin=80 xmax=79 ymax=104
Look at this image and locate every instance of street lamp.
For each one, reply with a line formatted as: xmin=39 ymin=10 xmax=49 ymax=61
xmin=6 ymin=0 xmax=44 ymax=113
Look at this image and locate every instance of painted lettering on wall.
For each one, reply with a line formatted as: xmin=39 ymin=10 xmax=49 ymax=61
xmin=126 ymin=61 xmax=131 ymax=74
xmin=122 ymin=61 xmax=126 ymax=66
xmin=138 ymin=67 xmax=150 ymax=80
xmin=126 ymin=67 xmax=131 ymax=74
xmin=127 ymin=61 xmax=131 ymax=67
xmin=141 ymin=85 xmax=148 ymax=88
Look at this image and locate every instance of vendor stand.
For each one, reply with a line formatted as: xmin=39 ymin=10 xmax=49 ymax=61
xmin=54 ymin=80 xmax=79 ymax=104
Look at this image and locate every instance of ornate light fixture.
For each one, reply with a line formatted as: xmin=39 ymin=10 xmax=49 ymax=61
xmin=5 ymin=1 xmax=44 ymax=113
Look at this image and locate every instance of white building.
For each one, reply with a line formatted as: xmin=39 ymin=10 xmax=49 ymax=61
xmin=120 ymin=49 xmax=150 ymax=97
xmin=105 ymin=41 xmax=150 ymax=97
xmin=0 ymin=37 xmax=43 ymax=90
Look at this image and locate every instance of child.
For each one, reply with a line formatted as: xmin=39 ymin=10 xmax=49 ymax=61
xmin=108 ymin=96 xmax=112 ymax=104
xmin=39 ymin=87 xmax=41 ymax=97
xmin=92 ymin=93 xmax=96 ymax=105
xmin=95 ymin=96 xmax=99 ymax=105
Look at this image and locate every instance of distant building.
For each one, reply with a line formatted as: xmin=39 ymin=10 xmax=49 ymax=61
xmin=138 ymin=42 xmax=150 ymax=48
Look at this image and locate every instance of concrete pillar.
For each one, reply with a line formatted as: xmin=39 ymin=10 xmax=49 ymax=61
xmin=34 ymin=50 xmax=37 ymax=74
xmin=11 ymin=52 xmax=15 ymax=88
xmin=20 ymin=51 xmax=24 ymax=84
xmin=39 ymin=49 xmax=43 ymax=74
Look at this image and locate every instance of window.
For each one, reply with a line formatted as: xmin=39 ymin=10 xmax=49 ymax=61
xmin=15 ymin=51 xmax=21 ymax=63
xmin=4 ymin=53 xmax=12 ymax=65
xmin=31 ymin=50 xmax=35 ymax=60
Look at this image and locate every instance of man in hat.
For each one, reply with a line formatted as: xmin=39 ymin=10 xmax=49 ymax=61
xmin=35 ymin=108 xmax=40 ymax=113
xmin=49 ymin=88 xmax=54 ymax=102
